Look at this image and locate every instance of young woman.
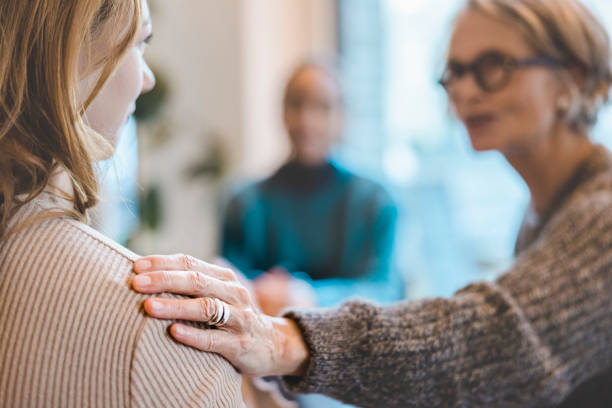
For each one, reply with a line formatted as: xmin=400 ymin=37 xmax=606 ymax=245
xmin=0 ymin=1 xmax=243 ymax=406
xmin=133 ymin=0 xmax=612 ymax=406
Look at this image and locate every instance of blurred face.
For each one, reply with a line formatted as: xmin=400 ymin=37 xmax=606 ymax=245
xmin=78 ymin=0 xmax=155 ymax=148
xmin=283 ymin=66 xmax=343 ymax=165
xmin=444 ymin=10 xmax=564 ymax=155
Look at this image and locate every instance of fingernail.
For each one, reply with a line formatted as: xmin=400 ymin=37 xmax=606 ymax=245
xmin=148 ymin=300 xmax=163 ymax=313
xmin=135 ymin=259 xmax=152 ymax=271
xmin=173 ymin=324 xmax=185 ymax=337
xmin=133 ymin=275 xmax=151 ymax=288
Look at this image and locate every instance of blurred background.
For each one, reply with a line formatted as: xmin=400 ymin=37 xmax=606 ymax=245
xmin=95 ymin=0 xmax=612 ymax=302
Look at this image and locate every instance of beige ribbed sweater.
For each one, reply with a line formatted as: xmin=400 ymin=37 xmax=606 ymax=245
xmin=0 ymin=192 xmax=244 ymax=407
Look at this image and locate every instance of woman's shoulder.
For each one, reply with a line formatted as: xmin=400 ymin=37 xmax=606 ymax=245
xmin=544 ymin=163 xmax=612 ymax=242
xmin=559 ymin=145 xmax=612 ymax=220
xmin=0 ymin=205 xmax=140 ymax=405
xmin=515 ymin=148 xmax=612 ymax=256
xmin=3 ymin=211 xmax=136 ymax=278
xmin=0 ymin=193 xmax=142 ymax=308
xmin=4 ymin=191 xmax=136 ymax=257
xmin=64 ymin=218 xmax=138 ymax=262
xmin=0 ymin=212 xmax=244 ymax=407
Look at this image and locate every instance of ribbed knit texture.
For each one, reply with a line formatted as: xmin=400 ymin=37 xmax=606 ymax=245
xmin=0 ymin=194 xmax=244 ymax=408
xmin=282 ymin=145 xmax=612 ymax=408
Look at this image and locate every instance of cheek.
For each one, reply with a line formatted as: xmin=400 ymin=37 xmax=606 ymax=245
xmin=324 ymin=115 xmax=341 ymax=142
xmin=108 ymin=51 xmax=143 ymax=108
xmin=284 ymin=111 xmax=300 ymax=130
xmin=497 ymin=74 xmax=558 ymax=137
xmin=83 ymin=51 xmax=143 ymax=141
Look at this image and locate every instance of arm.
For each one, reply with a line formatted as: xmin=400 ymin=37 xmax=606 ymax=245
xmin=281 ymin=196 xmax=612 ymax=407
xmin=132 ymin=196 xmax=612 ymax=408
xmin=130 ymin=308 xmax=244 ymax=408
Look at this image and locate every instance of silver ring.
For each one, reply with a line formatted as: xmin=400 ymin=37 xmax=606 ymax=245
xmin=218 ymin=302 xmax=231 ymax=327
xmin=209 ymin=298 xmax=230 ymax=328
xmin=209 ymin=298 xmax=223 ymax=325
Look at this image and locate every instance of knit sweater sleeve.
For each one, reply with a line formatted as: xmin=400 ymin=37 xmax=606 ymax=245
xmin=282 ymin=193 xmax=612 ymax=408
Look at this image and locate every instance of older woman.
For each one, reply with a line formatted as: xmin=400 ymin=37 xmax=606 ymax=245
xmin=0 ymin=1 xmax=243 ymax=406
xmin=134 ymin=0 xmax=612 ymax=407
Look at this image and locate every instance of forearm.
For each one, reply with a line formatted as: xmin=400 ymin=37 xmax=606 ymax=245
xmin=281 ymin=283 xmax=573 ymax=408
xmin=133 ymin=195 xmax=612 ymax=407
xmin=281 ymin=196 xmax=612 ymax=407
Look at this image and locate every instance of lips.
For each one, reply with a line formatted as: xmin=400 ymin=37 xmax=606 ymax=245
xmin=465 ymin=113 xmax=495 ymax=132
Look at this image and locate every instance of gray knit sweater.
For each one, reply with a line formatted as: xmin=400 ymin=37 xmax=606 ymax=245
xmin=283 ymin=145 xmax=612 ymax=408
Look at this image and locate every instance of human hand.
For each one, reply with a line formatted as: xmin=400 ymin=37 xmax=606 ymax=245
xmin=254 ymin=268 xmax=316 ymax=316
xmin=131 ymin=254 xmax=310 ymax=377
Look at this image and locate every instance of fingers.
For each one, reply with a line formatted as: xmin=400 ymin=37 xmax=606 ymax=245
xmin=143 ymin=297 xmax=240 ymax=329
xmin=134 ymin=253 xmax=198 ymax=272
xmin=133 ymin=270 xmax=250 ymax=304
xmin=134 ymin=254 xmax=235 ymax=282
xmin=133 ymin=270 xmax=218 ymax=297
xmin=170 ymin=323 xmax=239 ymax=365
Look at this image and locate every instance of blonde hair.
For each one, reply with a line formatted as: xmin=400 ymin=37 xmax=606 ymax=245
xmin=465 ymin=0 xmax=612 ymax=130
xmin=0 ymin=0 xmax=142 ymax=238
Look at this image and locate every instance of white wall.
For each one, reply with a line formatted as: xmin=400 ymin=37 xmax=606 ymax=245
xmin=240 ymin=0 xmax=338 ymax=178
xmin=133 ymin=0 xmax=337 ymax=258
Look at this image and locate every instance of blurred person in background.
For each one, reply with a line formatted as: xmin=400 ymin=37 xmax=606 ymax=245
xmin=221 ymin=60 xmax=401 ymax=314
xmin=0 ymin=0 xmax=244 ymax=406
xmin=134 ymin=0 xmax=612 ymax=406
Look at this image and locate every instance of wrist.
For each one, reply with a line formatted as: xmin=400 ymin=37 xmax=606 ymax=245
xmin=273 ymin=317 xmax=309 ymax=377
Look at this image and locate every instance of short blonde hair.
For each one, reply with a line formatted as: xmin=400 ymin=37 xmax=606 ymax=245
xmin=466 ymin=0 xmax=612 ymax=130
xmin=0 ymin=0 xmax=142 ymax=238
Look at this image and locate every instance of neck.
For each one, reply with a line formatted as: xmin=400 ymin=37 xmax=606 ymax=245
xmin=503 ymin=126 xmax=595 ymax=216
xmin=46 ymin=167 xmax=75 ymax=204
xmin=290 ymin=155 xmax=329 ymax=167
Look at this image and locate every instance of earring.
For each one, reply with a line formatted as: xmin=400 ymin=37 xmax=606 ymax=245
xmin=556 ymin=94 xmax=571 ymax=114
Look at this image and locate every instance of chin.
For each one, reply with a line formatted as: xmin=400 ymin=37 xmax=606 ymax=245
xmin=468 ymin=133 xmax=500 ymax=152
xmin=92 ymin=130 xmax=121 ymax=162
xmin=470 ymin=142 xmax=495 ymax=152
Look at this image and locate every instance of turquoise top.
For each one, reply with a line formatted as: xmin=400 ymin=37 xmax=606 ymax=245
xmin=221 ymin=161 xmax=401 ymax=306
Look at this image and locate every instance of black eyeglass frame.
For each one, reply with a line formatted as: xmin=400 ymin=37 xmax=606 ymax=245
xmin=438 ymin=51 xmax=564 ymax=93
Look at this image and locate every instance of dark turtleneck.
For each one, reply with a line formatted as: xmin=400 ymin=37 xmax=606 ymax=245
xmin=266 ymin=160 xmax=336 ymax=194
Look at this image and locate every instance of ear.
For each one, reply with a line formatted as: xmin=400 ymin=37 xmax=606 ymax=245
xmin=565 ymin=65 xmax=588 ymax=94
xmin=552 ymin=67 xmax=587 ymax=126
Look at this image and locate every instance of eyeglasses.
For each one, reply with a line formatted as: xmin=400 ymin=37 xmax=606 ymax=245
xmin=439 ymin=50 xmax=563 ymax=93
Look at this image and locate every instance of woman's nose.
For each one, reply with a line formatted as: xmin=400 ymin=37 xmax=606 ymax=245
xmin=141 ymin=61 xmax=156 ymax=94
